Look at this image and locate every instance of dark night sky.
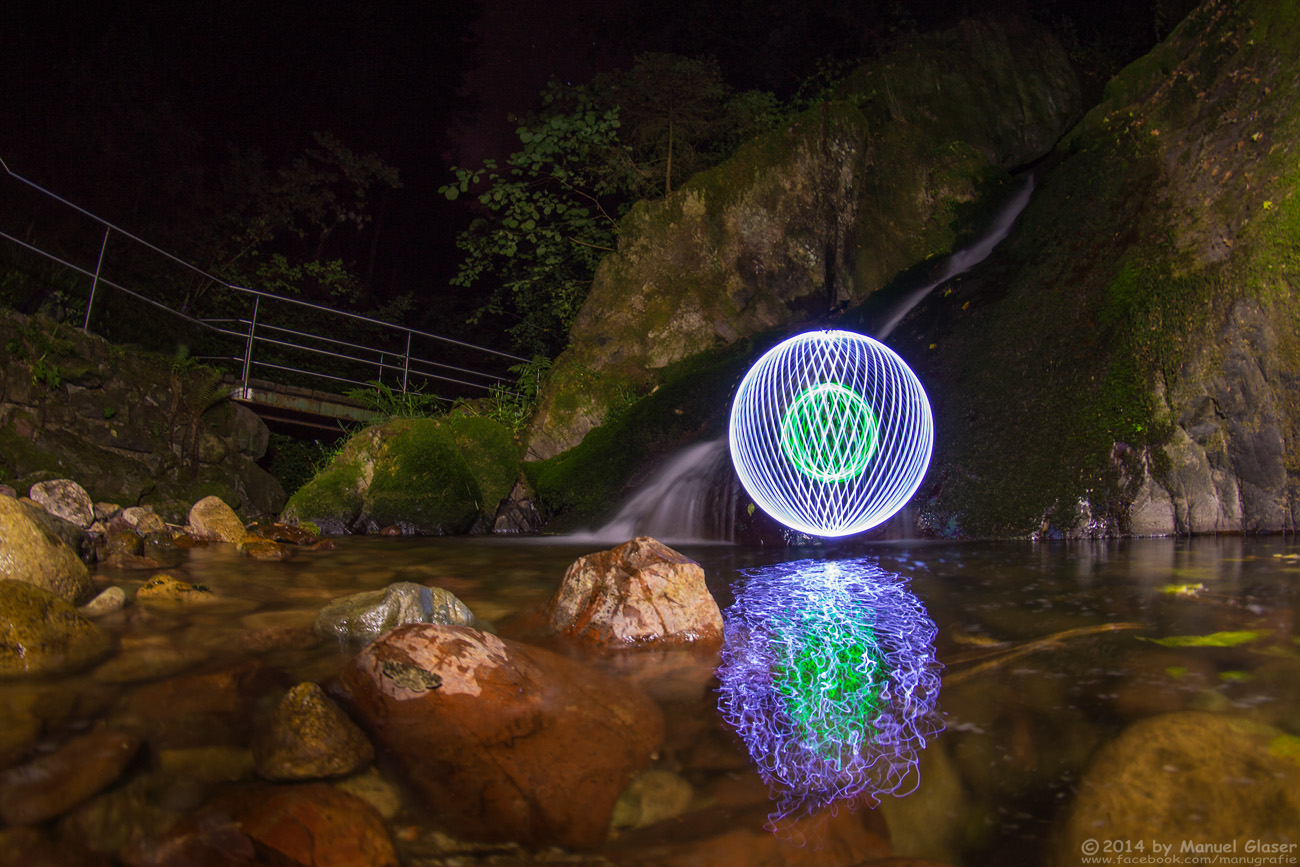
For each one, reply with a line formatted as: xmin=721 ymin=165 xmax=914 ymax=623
xmin=1 ymin=0 xmax=1170 ymax=339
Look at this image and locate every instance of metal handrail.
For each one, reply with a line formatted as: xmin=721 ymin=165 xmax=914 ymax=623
xmin=0 ymin=154 xmax=531 ymax=402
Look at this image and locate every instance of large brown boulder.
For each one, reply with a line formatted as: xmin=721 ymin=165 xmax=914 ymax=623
xmin=546 ymin=537 xmax=723 ymax=647
xmin=0 ymin=495 xmax=95 ymax=603
xmin=340 ymin=623 xmax=665 ymax=849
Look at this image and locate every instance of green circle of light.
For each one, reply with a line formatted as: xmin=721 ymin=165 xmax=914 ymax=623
xmin=779 ymin=383 xmax=878 ymax=483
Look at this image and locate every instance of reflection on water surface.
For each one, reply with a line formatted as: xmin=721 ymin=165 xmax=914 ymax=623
xmin=3 ymin=535 xmax=1297 ymax=865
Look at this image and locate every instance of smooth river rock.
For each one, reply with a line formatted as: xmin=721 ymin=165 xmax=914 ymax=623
xmin=184 ymin=495 xmax=248 ymax=543
xmin=0 ymin=495 xmax=95 ymax=603
xmin=0 ymin=729 xmax=141 ymax=824
xmin=28 ymin=478 xmax=95 ymax=528
xmin=341 ymin=623 xmax=665 ymax=849
xmin=314 ymin=581 xmax=485 ymax=644
xmin=0 ymin=580 xmax=114 ymax=676
xmin=546 ymin=536 xmax=723 ymax=647
xmin=253 ymin=682 xmax=374 ymax=781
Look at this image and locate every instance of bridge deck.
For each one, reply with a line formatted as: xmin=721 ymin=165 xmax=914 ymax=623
xmin=227 ymin=377 xmax=384 ymax=434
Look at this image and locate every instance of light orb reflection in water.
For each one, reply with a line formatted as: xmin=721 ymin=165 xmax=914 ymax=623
xmin=716 ymin=559 xmax=943 ymax=822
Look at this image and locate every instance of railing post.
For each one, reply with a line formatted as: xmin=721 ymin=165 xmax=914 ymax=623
xmin=402 ymin=332 xmax=412 ymax=394
xmin=241 ymin=295 xmax=260 ymax=396
xmin=83 ymin=226 xmax=111 ymax=331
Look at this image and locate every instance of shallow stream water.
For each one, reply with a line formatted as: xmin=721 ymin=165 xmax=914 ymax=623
xmin=6 ymin=534 xmax=1299 ymax=865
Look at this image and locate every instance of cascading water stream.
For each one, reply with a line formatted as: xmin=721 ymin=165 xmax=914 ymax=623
xmin=580 ymin=174 xmax=1035 ymax=543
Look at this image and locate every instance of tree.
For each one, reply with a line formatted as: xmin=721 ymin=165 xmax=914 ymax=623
xmin=441 ymin=64 xmax=783 ymax=357
xmin=440 ymin=82 xmax=631 ymax=357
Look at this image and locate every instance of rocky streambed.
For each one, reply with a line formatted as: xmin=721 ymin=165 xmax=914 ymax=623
xmin=1 ymin=481 xmax=1298 ymax=866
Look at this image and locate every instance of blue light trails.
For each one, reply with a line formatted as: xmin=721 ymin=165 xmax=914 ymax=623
xmin=716 ymin=559 xmax=943 ymax=822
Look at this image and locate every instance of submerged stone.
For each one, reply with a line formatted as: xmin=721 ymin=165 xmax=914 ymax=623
xmin=340 ymin=623 xmax=664 ymax=849
xmin=253 ymin=682 xmax=374 ymax=781
xmin=0 ymin=580 xmax=113 ymax=676
xmin=1055 ymin=711 xmax=1300 ymax=862
xmin=0 ymin=729 xmax=140 ymax=825
xmin=313 ymin=581 xmax=486 ymax=644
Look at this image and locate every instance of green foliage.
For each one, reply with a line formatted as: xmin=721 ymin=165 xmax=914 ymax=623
xmin=449 ymin=356 xmax=551 ymax=436
xmin=264 ymin=432 xmax=340 ymax=497
xmin=441 ymin=82 xmax=627 ymax=356
xmin=343 ymin=381 xmax=444 ymax=420
xmin=442 ymin=62 xmax=786 ymax=357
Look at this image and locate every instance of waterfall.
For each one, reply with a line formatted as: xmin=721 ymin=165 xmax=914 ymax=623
xmin=581 ymin=174 xmax=1035 ymax=543
xmin=875 ymin=174 xmax=1034 ymax=339
xmin=573 ymin=438 xmax=738 ymax=544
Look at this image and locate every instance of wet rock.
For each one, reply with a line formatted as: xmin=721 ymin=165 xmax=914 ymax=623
xmin=611 ymin=769 xmax=693 ymax=831
xmin=253 ymin=682 xmax=374 ymax=781
xmin=240 ymin=538 xmax=289 ymax=560
xmin=134 ymin=573 xmax=216 ymax=605
xmin=19 ymin=500 xmax=95 ymax=564
xmin=58 ymin=771 xmax=200 ymax=862
xmin=184 ymin=495 xmax=247 ymax=543
xmin=314 ymin=581 xmax=486 ymax=644
xmin=250 ymin=521 xmax=320 ymax=545
xmin=109 ymin=506 xmax=167 ymax=537
xmin=105 ymin=529 xmax=144 ymax=559
xmin=0 ymin=580 xmax=114 ymax=676
xmin=492 ymin=479 xmax=543 ymax=534
xmin=340 ymin=623 xmax=665 ymax=849
xmin=0 ymin=495 xmax=96 ymax=603
xmin=157 ymin=745 xmax=255 ymax=783
xmin=0 ymin=484 xmax=15 ymax=498
xmin=1054 ymin=711 xmax=1300 ymax=863
xmin=0 ymin=703 xmax=41 ymax=769
xmin=28 ymin=479 xmax=94 ymax=528
xmin=93 ymin=501 xmax=121 ymax=522
xmin=132 ymin=782 xmax=399 ymax=867
xmin=0 ymin=729 xmax=141 ymax=824
xmin=79 ymin=586 xmax=129 ymax=618
xmin=333 ymin=768 xmax=403 ymax=821
xmin=547 ymin=537 xmax=723 ymax=647
xmin=608 ymin=799 xmax=892 ymax=866
xmin=92 ymin=640 xmax=209 ymax=684
xmin=140 ymin=531 xmax=181 ymax=564
xmin=0 ymin=827 xmax=112 ymax=867
xmin=116 ymin=660 xmax=282 ymax=750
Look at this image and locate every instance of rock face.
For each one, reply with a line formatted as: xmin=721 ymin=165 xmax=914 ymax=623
xmin=1054 ymin=712 xmax=1300 ymax=863
xmin=0 ymin=311 xmax=284 ymax=521
xmin=547 ymin=537 xmax=723 ymax=647
xmin=253 ymin=682 xmax=374 ymax=781
xmin=526 ymin=17 xmax=1081 ymax=459
xmin=340 ymin=623 xmax=665 ymax=849
xmin=907 ymin=0 xmax=1300 ymax=537
xmin=282 ymin=416 xmax=520 ymax=535
xmin=0 ymin=496 xmax=95 ymax=602
xmin=314 ymin=581 xmax=485 ymax=644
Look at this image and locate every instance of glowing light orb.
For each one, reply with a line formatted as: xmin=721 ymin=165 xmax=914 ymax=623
xmin=729 ymin=330 xmax=933 ymax=536
xmin=716 ymin=560 xmax=943 ymax=821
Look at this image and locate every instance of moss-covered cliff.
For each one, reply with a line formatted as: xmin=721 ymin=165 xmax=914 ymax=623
xmin=526 ymin=17 xmax=1081 ymax=461
xmin=892 ymin=0 xmax=1300 ymax=535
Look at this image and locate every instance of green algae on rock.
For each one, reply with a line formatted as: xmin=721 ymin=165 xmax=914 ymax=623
xmin=282 ymin=416 xmax=521 ymax=535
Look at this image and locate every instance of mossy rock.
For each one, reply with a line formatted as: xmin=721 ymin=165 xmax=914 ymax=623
xmin=283 ymin=416 xmax=521 ymax=535
xmin=0 ymin=580 xmax=114 ymax=676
